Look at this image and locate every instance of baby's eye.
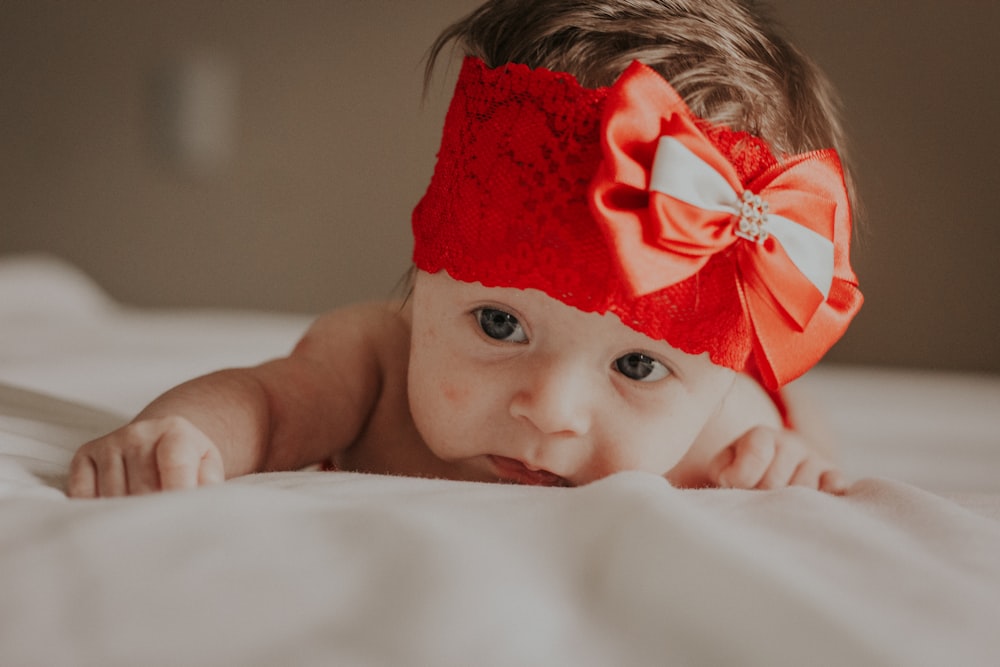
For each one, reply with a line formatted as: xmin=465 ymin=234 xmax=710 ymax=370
xmin=476 ymin=308 xmax=527 ymax=343
xmin=614 ymin=353 xmax=670 ymax=382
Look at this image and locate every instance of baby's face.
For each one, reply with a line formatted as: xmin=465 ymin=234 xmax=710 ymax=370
xmin=407 ymin=270 xmax=737 ymax=486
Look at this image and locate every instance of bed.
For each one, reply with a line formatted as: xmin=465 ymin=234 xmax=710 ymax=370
xmin=2 ymin=253 xmax=999 ymax=666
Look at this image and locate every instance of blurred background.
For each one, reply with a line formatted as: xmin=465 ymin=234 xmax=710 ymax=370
xmin=2 ymin=0 xmax=998 ymax=374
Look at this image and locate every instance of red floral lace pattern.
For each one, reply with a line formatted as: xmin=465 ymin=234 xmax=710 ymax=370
xmin=412 ymin=58 xmax=782 ymax=372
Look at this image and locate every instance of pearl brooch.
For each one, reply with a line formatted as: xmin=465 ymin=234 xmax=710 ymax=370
xmin=735 ymin=189 xmax=770 ymax=242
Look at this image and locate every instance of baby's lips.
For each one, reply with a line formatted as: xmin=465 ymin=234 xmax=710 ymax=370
xmin=489 ymin=455 xmax=569 ymax=486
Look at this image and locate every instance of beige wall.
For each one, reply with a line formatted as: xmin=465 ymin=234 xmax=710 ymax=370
xmin=2 ymin=1 xmax=999 ymax=374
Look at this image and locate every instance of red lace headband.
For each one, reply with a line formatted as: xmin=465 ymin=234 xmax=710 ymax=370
xmin=412 ymin=57 xmax=862 ymax=388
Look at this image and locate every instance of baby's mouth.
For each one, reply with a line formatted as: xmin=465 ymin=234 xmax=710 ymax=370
xmin=488 ymin=455 xmax=570 ymax=487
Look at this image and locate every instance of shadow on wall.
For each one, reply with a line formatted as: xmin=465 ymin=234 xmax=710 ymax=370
xmin=1 ymin=0 xmax=998 ymax=374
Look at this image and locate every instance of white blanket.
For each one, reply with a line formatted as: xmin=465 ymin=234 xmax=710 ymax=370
xmin=2 ymin=254 xmax=1000 ymax=666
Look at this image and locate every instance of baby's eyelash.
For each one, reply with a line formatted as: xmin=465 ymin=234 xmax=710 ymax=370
xmin=474 ymin=307 xmax=528 ymax=343
xmin=614 ymin=352 xmax=671 ymax=382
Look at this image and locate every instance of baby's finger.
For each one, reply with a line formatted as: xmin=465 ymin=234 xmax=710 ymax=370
xmin=94 ymin=446 xmax=129 ymax=497
xmin=198 ymin=447 xmax=225 ymax=486
xmin=155 ymin=434 xmax=205 ymax=491
xmin=789 ymin=458 xmax=827 ymax=490
xmin=715 ymin=429 xmax=776 ymax=489
xmin=123 ymin=445 xmax=162 ymax=495
xmin=66 ymin=454 xmax=98 ymax=498
xmin=705 ymin=446 xmax=735 ymax=485
xmin=819 ymin=469 xmax=849 ymax=495
xmin=756 ymin=439 xmax=804 ymax=490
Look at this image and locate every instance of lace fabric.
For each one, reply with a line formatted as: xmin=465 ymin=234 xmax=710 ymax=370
xmin=412 ymin=57 xmax=860 ymax=385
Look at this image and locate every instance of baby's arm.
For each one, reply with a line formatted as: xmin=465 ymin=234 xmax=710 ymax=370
xmin=667 ymin=374 xmax=846 ymax=494
xmin=67 ymin=303 xmax=396 ymax=497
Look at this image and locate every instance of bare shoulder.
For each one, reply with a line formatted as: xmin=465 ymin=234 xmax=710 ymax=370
xmin=286 ymin=299 xmax=412 ymax=400
xmin=719 ymin=373 xmax=783 ymax=431
xmin=295 ymin=300 xmax=410 ymax=359
xmin=697 ymin=373 xmax=783 ymax=450
xmin=248 ymin=299 xmax=412 ymax=470
xmin=668 ymin=373 xmax=782 ymax=486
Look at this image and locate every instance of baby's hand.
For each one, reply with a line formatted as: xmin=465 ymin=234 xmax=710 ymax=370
xmin=67 ymin=416 xmax=224 ymax=498
xmin=707 ymin=426 xmax=847 ymax=494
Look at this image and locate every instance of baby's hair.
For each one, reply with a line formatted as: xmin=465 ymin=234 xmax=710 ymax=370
xmin=425 ymin=0 xmax=856 ymax=208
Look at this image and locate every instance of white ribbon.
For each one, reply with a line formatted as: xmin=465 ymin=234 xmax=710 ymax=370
xmin=649 ymin=136 xmax=835 ymax=298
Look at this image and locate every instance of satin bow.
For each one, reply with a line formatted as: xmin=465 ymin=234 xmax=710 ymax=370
xmin=590 ymin=61 xmax=862 ymax=387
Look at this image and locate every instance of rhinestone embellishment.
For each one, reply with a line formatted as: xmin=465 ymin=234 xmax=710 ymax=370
xmin=735 ymin=189 xmax=770 ymax=242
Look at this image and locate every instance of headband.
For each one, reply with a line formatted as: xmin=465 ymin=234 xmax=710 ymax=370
xmin=412 ymin=57 xmax=862 ymax=388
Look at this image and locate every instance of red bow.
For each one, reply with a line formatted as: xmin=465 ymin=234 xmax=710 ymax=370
xmin=590 ymin=61 xmax=862 ymax=387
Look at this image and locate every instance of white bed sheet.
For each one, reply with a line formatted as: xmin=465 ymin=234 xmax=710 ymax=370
xmin=2 ymin=253 xmax=999 ymax=666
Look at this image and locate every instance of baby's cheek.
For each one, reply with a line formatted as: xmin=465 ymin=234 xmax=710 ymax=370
xmin=411 ymin=380 xmax=478 ymax=463
xmin=440 ymin=381 xmax=471 ymax=407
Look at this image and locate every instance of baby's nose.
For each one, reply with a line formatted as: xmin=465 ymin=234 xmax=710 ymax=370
xmin=509 ymin=361 xmax=593 ymax=436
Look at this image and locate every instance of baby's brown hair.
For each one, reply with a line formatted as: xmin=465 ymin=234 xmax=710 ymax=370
xmin=426 ymin=0 xmax=854 ymax=205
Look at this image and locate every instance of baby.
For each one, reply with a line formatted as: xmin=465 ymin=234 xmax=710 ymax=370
xmin=67 ymin=0 xmax=862 ymax=498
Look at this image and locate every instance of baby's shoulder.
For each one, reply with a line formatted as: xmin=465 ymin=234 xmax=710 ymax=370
xmin=293 ymin=299 xmax=410 ymax=362
xmin=722 ymin=373 xmax=783 ymax=427
xmin=309 ymin=299 xmax=408 ymax=332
